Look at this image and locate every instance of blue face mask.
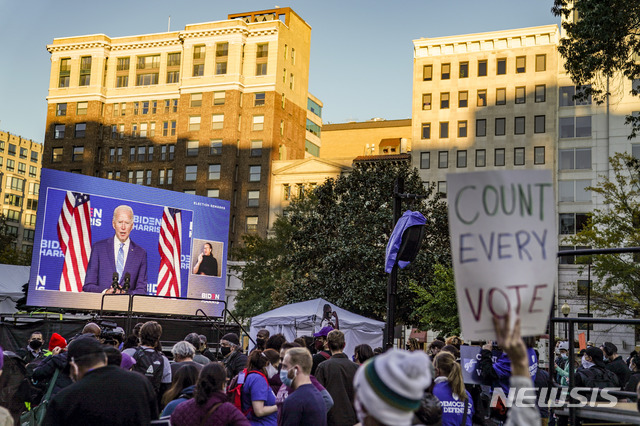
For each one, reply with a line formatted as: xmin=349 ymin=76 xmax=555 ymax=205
xmin=280 ymin=367 xmax=295 ymax=387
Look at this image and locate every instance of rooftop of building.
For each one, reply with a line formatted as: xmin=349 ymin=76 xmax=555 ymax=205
xmin=413 ymin=24 xmax=559 ymax=47
xmin=323 ymin=118 xmax=411 ymax=131
xmin=352 ymin=153 xmax=411 ymax=163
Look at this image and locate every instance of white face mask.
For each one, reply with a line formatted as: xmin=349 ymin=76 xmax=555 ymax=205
xmin=354 ymin=395 xmax=367 ymax=425
xmin=266 ymin=364 xmax=278 ymax=379
xmin=582 ymin=356 xmax=595 ymax=370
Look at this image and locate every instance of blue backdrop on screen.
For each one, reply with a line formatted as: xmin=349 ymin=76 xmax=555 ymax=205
xmin=28 ymin=169 xmax=230 ymax=315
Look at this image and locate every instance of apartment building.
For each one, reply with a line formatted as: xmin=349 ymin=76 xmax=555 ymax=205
xmin=43 ymin=8 xmax=313 ymax=250
xmin=0 ymin=131 xmax=43 ymax=253
xmin=321 ymin=118 xmax=412 ymax=159
xmin=412 ymin=25 xmax=559 ymax=195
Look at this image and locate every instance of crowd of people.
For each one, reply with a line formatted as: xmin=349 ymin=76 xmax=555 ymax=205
xmin=0 ymin=315 xmax=583 ymax=426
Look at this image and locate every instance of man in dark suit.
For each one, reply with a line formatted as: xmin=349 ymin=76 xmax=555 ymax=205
xmin=83 ymin=205 xmax=147 ymax=294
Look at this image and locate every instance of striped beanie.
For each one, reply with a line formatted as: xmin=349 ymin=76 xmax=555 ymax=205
xmin=353 ymin=349 xmax=432 ymax=426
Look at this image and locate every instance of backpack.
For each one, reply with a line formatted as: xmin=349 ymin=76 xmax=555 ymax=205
xmin=132 ymin=347 xmax=165 ymax=394
xmin=577 ymin=366 xmax=619 ymax=400
xmin=226 ymin=368 xmax=269 ymax=415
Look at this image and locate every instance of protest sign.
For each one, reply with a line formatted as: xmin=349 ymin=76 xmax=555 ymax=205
xmin=460 ymin=345 xmax=482 ymax=385
xmin=448 ymin=170 xmax=556 ymax=339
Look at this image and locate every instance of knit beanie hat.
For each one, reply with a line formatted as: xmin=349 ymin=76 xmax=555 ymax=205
xmin=49 ymin=333 xmax=68 ymax=351
xmin=353 ymin=349 xmax=432 ymax=426
xmin=221 ymin=333 xmax=240 ymax=346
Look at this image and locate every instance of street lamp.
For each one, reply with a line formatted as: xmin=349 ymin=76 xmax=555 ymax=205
xmin=561 ymin=302 xmax=571 ymax=339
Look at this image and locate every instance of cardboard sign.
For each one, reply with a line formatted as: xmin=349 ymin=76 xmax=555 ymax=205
xmin=460 ymin=345 xmax=482 ymax=385
xmin=448 ymin=170 xmax=557 ymax=339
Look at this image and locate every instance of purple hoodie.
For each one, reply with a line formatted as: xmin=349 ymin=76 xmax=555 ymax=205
xmin=171 ymin=391 xmax=250 ymax=426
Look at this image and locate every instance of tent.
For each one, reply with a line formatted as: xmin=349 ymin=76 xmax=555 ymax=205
xmin=249 ymin=298 xmax=384 ymax=358
xmin=0 ymin=264 xmax=29 ymax=313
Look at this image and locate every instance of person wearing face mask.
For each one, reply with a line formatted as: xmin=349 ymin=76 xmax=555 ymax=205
xmin=263 ymin=348 xmax=282 ymax=394
xmin=554 ymin=341 xmax=571 ymax=386
xmin=574 ymin=346 xmax=619 ymax=396
xmin=43 ymin=336 xmax=158 ymax=425
xmin=16 ymin=332 xmax=46 ymax=363
xmin=601 ymin=341 xmax=630 ymax=389
xmin=279 ymin=347 xmax=326 ymax=426
xmin=241 ymin=350 xmax=278 ymax=425
xmin=221 ymin=333 xmax=248 ymax=381
xmin=310 ymin=327 xmax=332 ymax=375
xmin=253 ymin=330 xmax=270 ymax=352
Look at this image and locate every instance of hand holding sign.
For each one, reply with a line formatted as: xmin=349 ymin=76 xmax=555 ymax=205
xmin=448 ymin=170 xmax=556 ymax=339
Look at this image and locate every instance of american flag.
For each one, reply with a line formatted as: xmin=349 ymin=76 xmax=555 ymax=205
xmin=57 ymin=191 xmax=92 ymax=292
xmin=157 ymin=207 xmax=182 ymax=297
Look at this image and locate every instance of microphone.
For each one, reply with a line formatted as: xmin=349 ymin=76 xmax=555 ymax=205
xmin=112 ymin=272 xmax=120 ymax=292
xmin=123 ymin=272 xmax=131 ymax=293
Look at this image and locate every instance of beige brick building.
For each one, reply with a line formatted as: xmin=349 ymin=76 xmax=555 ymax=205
xmin=321 ymin=119 xmax=411 ymax=159
xmin=412 ymin=25 xmax=559 ymax=195
xmin=0 ymin=131 xmax=43 ymax=253
xmin=43 ymin=8 xmax=314 ymax=250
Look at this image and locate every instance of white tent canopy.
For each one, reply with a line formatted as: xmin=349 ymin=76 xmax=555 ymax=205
xmin=0 ymin=264 xmax=29 ymax=313
xmin=249 ymin=298 xmax=384 ymax=358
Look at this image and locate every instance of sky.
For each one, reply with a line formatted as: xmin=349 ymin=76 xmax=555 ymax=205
xmin=0 ymin=0 xmax=558 ymax=142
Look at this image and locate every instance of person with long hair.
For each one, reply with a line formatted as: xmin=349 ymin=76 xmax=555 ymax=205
xmin=241 ymin=350 xmax=277 ymax=425
xmin=433 ymin=351 xmax=474 ymax=426
xmin=353 ymin=344 xmax=374 ymax=365
xmin=193 ymin=242 xmax=218 ymax=276
xmin=160 ymin=364 xmax=199 ymax=417
xmin=171 ymin=362 xmax=249 ymax=425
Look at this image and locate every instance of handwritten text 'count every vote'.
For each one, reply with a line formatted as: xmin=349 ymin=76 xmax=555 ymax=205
xmin=453 ymin=182 xmax=553 ymax=321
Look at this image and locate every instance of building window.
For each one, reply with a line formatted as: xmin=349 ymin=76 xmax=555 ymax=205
xmin=54 ymin=124 xmax=65 ymax=139
xmin=79 ymin=56 xmax=91 ymax=86
xmin=253 ymin=115 xmax=264 ymax=131
xmin=437 ymin=181 xmax=447 ymax=197
xmin=516 ymin=56 xmax=526 ymax=73
xmin=6 ymin=159 xmax=14 ymax=171
xmin=256 ymin=63 xmax=267 ymax=76
xmin=459 ymin=62 xmax=469 ymax=78
xmin=207 ymin=189 xmax=219 ymax=198
xmin=190 ymin=93 xmax=202 ymax=107
xmin=438 ymin=151 xmax=448 ymax=168
xmin=59 ymin=58 xmax=70 ymax=87
xmin=534 ymin=146 xmax=545 ymax=164
xmin=441 ymin=63 xmax=450 ymax=79
xmin=248 ymin=190 xmax=260 ymax=207
xmin=214 ymin=91 xmax=226 ymax=105
xmin=185 ymin=165 xmax=197 ymax=181
xmin=477 ymin=90 xmax=487 ymax=107
xmin=136 ymin=73 xmax=159 ymax=85
xmin=536 ymin=54 xmax=546 ymax=72
xmin=76 ymin=101 xmax=88 ymax=115
xmin=29 ymin=165 xmax=37 ymax=178
xmin=469 ymin=120 xmax=485 ymax=140
xmin=560 ymin=86 xmax=575 ymax=106
xmin=211 ymin=114 xmax=224 ymax=130
xmin=140 ymin=123 xmax=148 ymax=138
xmin=458 ymin=121 xmax=467 ymax=137
xmin=560 ymin=213 xmax=589 ymax=234
xmin=496 ymin=88 xmax=506 ymax=105
xmin=73 ymin=146 xmax=84 ymax=161
xmin=559 ymin=148 xmax=592 ymax=170
xmin=534 ymin=115 xmax=546 ymax=133
xmin=26 ymin=198 xmax=38 ymax=210
xmin=440 ymin=92 xmax=449 ymax=109
xmin=535 ymin=85 xmax=546 ymax=103
xmin=559 ymin=179 xmax=592 ymax=202
xmin=129 ymin=147 xmax=136 ymax=161
xmin=193 ymin=64 xmax=204 ymax=77
xmin=256 ymin=43 xmax=269 ymax=58
xmin=439 ymin=122 xmax=449 ymax=138
xmin=255 ymin=92 xmax=266 ymax=106
xmin=423 ymin=65 xmax=432 ymax=81
xmin=189 ymin=116 xmax=201 ymax=131
xmin=422 ymin=93 xmax=432 ymax=110
xmin=249 ymin=165 xmax=261 ymax=182
xmin=17 ymin=162 xmax=26 ymax=175
xmin=420 ymin=152 xmax=430 ymax=169
xmin=476 ymin=149 xmax=486 ymax=167
xmin=250 ymin=140 xmax=262 ymax=157
xmin=514 ymin=147 xmax=525 ymax=166
xmin=193 ymin=45 xmax=205 ymax=60
xmin=422 ymin=123 xmax=431 ymax=139
xmin=478 ymin=60 xmax=487 ymax=77
xmin=210 ymin=139 xmax=222 ymax=155
xmin=497 ymin=58 xmax=506 ymax=75
xmin=495 ymin=148 xmax=505 ymax=166
xmin=457 ymin=150 xmax=467 ymax=168
xmin=515 ymin=87 xmax=526 ymax=104
xmin=458 ymin=91 xmax=468 ymax=107
xmin=8 ymin=144 xmax=15 ymax=156
xmin=560 ymin=116 xmax=592 ymax=138
xmin=117 ymin=75 xmax=129 ymax=87
xmin=56 ymin=103 xmax=67 ymax=116
xmin=75 ymin=123 xmax=86 ymax=138
xmin=208 ymin=164 xmax=221 ymax=180
xmin=246 ymin=216 xmax=258 ymax=233
xmin=186 ymin=140 xmax=199 ymax=156
xmin=514 ymin=116 xmax=525 ymax=135
xmin=495 ymin=118 xmax=506 ymax=136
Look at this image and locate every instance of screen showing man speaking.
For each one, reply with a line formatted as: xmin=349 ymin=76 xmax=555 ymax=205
xmin=28 ymin=169 xmax=230 ymax=316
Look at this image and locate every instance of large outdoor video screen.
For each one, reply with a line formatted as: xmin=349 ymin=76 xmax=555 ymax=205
xmin=27 ymin=169 xmax=230 ymax=316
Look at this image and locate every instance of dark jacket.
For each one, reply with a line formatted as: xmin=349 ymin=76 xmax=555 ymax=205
xmin=224 ymin=350 xmax=248 ymax=380
xmin=624 ymin=371 xmax=640 ymax=393
xmin=161 ymin=385 xmax=195 ymax=418
xmin=171 ymin=391 xmax=250 ymax=426
xmin=315 ymin=353 xmax=358 ymax=426
xmin=311 ymin=350 xmax=331 ymax=376
xmin=606 ymin=356 xmax=631 ymax=389
xmin=43 ymin=365 xmax=158 ymax=426
xmin=31 ymin=352 xmax=73 ymax=396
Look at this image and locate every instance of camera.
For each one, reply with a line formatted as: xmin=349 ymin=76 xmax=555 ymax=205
xmin=98 ymin=320 xmax=124 ymax=345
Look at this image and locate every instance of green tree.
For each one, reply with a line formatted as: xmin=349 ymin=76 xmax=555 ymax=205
xmin=570 ymin=152 xmax=640 ymax=316
xmin=552 ymin=0 xmax=640 ymax=138
xmin=0 ymin=214 xmax=30 ymax=266
xmin=233 ymin=161 xmax=452 ymax=326
xmin=409 ymin=263 xmax=460 ymax=336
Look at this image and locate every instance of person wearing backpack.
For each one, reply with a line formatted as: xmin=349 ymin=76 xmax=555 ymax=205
xmin=123 ymin=321 xmax=172 ymax=404
xmin=239 ymin=350 xmax=277 ymax=425
xmin=574 ymin=346 xmax=619 ymax=393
